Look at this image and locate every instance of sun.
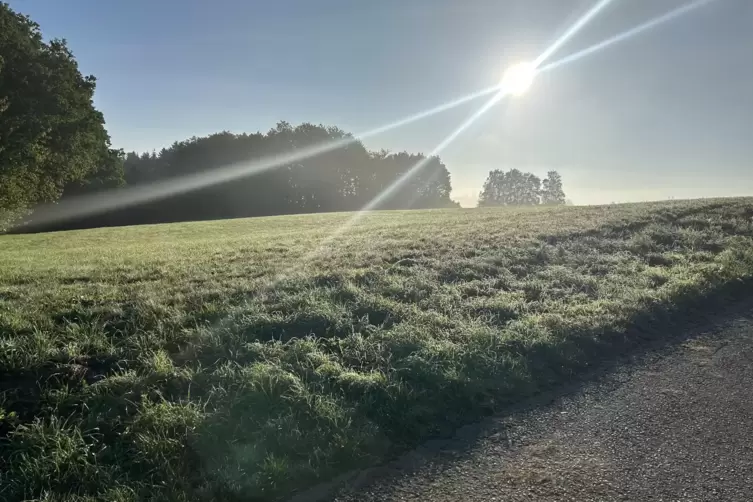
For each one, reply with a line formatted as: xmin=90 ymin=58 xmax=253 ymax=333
xmin=501 ymin=62 xmax=536 ymax=96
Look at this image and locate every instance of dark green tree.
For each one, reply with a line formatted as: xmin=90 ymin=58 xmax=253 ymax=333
xmin=0 ymin=2 xmax=119 ymax=230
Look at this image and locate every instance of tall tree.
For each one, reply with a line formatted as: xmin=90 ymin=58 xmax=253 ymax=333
xmin=541 ymin=170 xmax=566 ymax=205
xmin=478 ymin=169 xmax=505 ymax=207
xmin=0 ymin=2 xmax=119 ymax=230
xmin=521 ymin=171 xmax=542 ymax=205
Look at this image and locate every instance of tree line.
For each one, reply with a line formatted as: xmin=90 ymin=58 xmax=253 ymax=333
xmin=121 ymin=123 xmax=455 ymax=217
xmin=18 ymin=123 xmax=457 ymax=232
xmin=1 ymin=2 xmax=567 ymax=234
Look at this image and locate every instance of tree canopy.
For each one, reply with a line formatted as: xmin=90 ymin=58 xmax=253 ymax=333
xmin=478 ymin=169 xmax=567 ymax=207
xmin=0 ymin=2 xmax=122 ymax=231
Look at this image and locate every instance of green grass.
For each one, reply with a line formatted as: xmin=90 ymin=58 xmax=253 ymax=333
xmin=1 ymin=199 xmax=753 ymax=501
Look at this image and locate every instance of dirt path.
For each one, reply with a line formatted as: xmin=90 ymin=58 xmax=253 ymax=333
xmin=332 ymin=313 xmax=753 ymax=501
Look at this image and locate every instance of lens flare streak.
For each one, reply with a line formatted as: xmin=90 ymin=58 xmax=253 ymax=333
xmin=25 ymin=0 xmax=720 ymax=233
xmin=28 ymin=85 xmax=502 ymax=226
xmin=343 ymin=0 xmax=622 ymax=229
xmin=538 ymin=0 xmax=718 ymax=73
xmin=533 ymin=0 xmax=618 ymax=67
xmin=362 ymin=92 xmax=509 ymax=214
xmin=357 ymin=0 xmax=623 ymax=232
xmin=287 ymin=90 xmax=510 ymax=272
xmin=331 ymin=0 xmax=621 ymax=237
xmin=334 ymin=0 xmax=720 ymax=246
xmin=300 ymin=0 xmax=624 ymax=267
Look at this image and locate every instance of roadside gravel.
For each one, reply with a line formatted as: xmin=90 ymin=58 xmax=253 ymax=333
xmin=331 ymin=312 xmax=753 ymax=501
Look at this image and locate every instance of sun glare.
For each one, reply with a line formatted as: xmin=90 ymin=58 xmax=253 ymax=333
xmin=501 ymin=62 xmax=536 ymax=96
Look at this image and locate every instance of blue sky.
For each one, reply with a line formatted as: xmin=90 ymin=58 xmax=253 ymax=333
xmin=9 ymin=0 xmax=753 ymax=206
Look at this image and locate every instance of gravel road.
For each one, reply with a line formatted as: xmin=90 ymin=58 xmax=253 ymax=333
xmin=331 ymin=312 xmax=753 ymax=501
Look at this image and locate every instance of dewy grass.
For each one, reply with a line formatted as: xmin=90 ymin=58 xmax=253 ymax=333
xmin=1 ymin=198 xmax=753 ymax=501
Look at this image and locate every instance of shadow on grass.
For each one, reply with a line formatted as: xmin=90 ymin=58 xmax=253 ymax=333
xmin=319 ymin=278 xmax=753 ymax=502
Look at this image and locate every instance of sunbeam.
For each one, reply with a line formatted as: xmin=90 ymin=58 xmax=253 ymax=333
xmin=362 ymin=92 xmax=509 ymax=214
xmin=353 ymin=84 xmax=502 ymax=138
xmin=538 ymin=0 xmax=719 ymax=74
xmin=23 ymin=0 xmax=719 ymax=235
xmin=533 ymin=0 xmax=617 ymax=67
xmin=353 ymin=0 xmax=622 ymax=225
xmin=319 ymin=0 xmax=620 ymax=239
xmin=282 ymin=89 xmax=510 ymax=276
xmin=26 ymin=84 xmax=502 ymax=227
xmin=297 ymin=0 xmax=621 ymax=271
xmin=326 ymin=0 xmax=719 ymax=247
xmin=26 ymin=0 xmax=622 ymax=228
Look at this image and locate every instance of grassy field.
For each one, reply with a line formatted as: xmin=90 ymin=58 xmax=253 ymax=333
xmin=1 ymin=199 xmax=753 ymax=501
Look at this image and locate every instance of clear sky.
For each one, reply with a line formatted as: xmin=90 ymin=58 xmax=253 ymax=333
xmin=8 ymin=0 xmax=753 ymax=206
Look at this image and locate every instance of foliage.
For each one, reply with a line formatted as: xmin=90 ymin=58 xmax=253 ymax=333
xmin=0 ymin=2 xmax=121 ymax=231
xmin=119 ymin=122 xmax=456 ymax=216
xmin=541 ymin=170 xmax=566 ymax=205
xmin=478 ymin=168 xmax=566 ymax=207
xmin=1 ymin=198 xmax=753 ymax=500
xmin=18 ymin=123 xmax=458 ymax=232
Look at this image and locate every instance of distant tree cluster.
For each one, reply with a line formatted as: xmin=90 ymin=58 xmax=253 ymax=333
xmin=477 ymin=169 xmax=566 ymax=207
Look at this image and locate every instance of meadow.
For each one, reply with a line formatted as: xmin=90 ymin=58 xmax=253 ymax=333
xmin=1 ymin=198 xmax=753 ymax=501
